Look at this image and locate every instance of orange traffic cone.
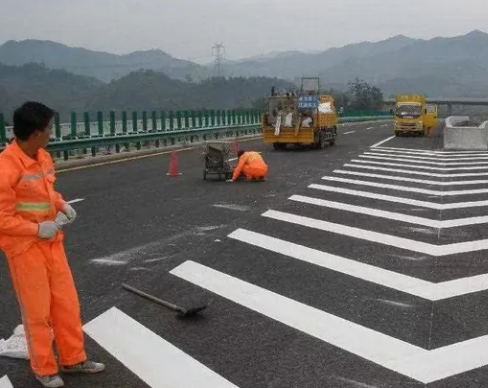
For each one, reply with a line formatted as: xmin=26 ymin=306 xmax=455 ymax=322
xmin=232 ymin=137 xmax=240 ymax=156
xmin=166 ymin=151 xmax=182 ymax=177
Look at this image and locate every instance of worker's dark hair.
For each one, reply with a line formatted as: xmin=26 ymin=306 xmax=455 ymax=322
xmin=13 ymin=102 xmax=55 ymax=141
xmin=237 ymin=150 xmax=245 ymax=158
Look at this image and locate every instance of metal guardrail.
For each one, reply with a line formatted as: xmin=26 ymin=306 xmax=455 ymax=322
xmin=0 ymin=110 xmax=391 ymax=160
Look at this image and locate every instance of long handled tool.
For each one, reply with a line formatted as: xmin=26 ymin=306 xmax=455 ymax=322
xmin=122 ymin=283 xmax=207 ymax=318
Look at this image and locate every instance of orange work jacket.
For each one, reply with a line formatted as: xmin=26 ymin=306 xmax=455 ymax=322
xmin=0 ymin=140 xmax=64 ymax=257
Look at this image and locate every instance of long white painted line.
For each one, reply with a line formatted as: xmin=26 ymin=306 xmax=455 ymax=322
xmin=366 ymin=127 xmax=374 ymax=130
xmin=370 ymin=136 xmax=395 ymax=148
xmin=374 ymin=146 xmax=488 ymax=154
xmin=368 ymin=148 xmax=488 ymax=158
xmin=359 ymin=155 xmax=488 ymax=166
xmin=343 ymin=131 xmax=356 ymax=135
xmin=364 ymin=152 xmax=488 ymax=162
xmin=67 ymin=198 xmax=85 ymax=204
xmin=171 ymin=260 xmax=488 ymax=384
xmin=343 ymin=163 xmax=488 ymax=178
xmin=263 ymin=209 xmax=488 ymax=256
xmin=351 ymin=159 xmax=488 ymax=171
xmin=84 ymin=307 xmax=238 ymax=388
xmin=321 ymin=176 xmax=488 ymax=196
xmin=0 ymin=376 xmax=13 ymax=388
xmin=289 ymin=194 xmax=488 ymax=228
xmin=309 ymin=184 xmax=488 ymax=210
xmin=229 ymin=228 xmax=488 ymax=301
xmin=333 ymin=169 xmax=488 ymax=186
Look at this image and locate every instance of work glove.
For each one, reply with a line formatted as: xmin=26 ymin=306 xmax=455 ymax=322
xmin=61 ymin=203 xmax=77 ymax=224
xmin=38 ymin=221 xmax=59 ymax=239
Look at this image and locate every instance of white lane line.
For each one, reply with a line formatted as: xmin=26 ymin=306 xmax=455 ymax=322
xmin=84 ymin=307 xmax=238 ymax=388
xmin=0 ymin=376 xmax=13 ymax=388
xmin=309 ymin=183 xmax=488 ymax=210
xmin=360 ymin=155 xmax=488 ymax=166
xmin=351 ymin=159 xmax=488 ymax=171
xmin=262 ymin=209 xmax=488 ymax=256
xmin=343 ymin=131 xmax=356 ymax=135
xmin=67 ymin=198 xmax=85 ymax=204
xmin=321 ymin=176 xmax=488 ymax=196
xmin=171 ymin=260 xmax=488 ymax=384
xmin=370 ymin=136 xmax=395 ymax=148
xmin=374 ymin=146 xmax=488 ymax=154
xmin=343 ymin=163 xmax=488 ymax=178
xmin=364 ymin=152 xmax=488 ymax=162
xmin=289 ymin=194 xmax=488 ymax=228
xmin=333 ymin=169 xmax=488 ymax=186
xmin=368 ymin=148 xmax=488 ymax=158
xmin=366 ymin=127 xmax=374 ymax=130
xmin=228 ymin=228 xmax=488 ymax=301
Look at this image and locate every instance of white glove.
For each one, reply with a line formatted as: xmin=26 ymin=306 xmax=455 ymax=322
xmin=38 ymin=221 xmax=59 ymax=239
xmin=61 ymin=203 xmax=77 ymax=224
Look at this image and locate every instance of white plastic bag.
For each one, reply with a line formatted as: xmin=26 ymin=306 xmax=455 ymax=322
xmin=0 ymin=325 xmax=29 ymax=360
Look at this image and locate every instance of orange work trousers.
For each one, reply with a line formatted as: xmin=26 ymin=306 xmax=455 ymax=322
xmin=241 ymin=164 xmax=268 ymax=179
xmin=6 ymin=241 xmax=86 ymax=376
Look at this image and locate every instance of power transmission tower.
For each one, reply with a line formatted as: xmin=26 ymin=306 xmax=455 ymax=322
xmin=212 ymin=42 xmax=226 ymax=78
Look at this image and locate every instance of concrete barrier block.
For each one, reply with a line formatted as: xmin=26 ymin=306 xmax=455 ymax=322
xmin=444 ymin=116 xmax=488 ymax=150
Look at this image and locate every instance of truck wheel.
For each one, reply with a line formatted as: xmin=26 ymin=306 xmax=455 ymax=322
xmin=394 ymin=130 xmax=401 ymax=137
xmin=203 ymin=169 xmax=207 ymax=180
xmin=320 ymin=133 xmax=328 ymax=149
xmin=329 ymin=140 xmax=335 ymax=146
xmin=273 ymin=143 xmax=281 ymax=150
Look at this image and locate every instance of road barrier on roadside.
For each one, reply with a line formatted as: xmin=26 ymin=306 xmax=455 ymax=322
xmin=0 ymin=110 xmax=391 ymax=161
xmin=444 ymin=116 xmax=488 ymax=150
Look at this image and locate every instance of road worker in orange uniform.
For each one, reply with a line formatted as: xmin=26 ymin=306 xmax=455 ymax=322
xmin=0 ymin=102 xmax=105 ymax=388
xmin=228 ymin=150 xmax=268 ymax=182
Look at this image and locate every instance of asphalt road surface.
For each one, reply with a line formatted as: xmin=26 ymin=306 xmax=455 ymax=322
xmin=3 ymin=121 xmax=488 ymax=387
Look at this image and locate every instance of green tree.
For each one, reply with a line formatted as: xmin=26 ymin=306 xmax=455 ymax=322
xmin=347 ymin=78 xmax=383 ymax=111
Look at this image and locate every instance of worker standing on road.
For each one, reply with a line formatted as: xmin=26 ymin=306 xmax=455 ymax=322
xmin=228 ymin=149 xmax=269 ymax=182
xmin=0 ymin=102 xmax=105 ymax=388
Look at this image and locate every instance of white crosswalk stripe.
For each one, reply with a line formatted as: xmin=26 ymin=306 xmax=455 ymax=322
xmin=84 ymin=307 xmax=238 ymax=388
xmin=289 ymin=194 xmax=488 ymax=228
xmin=364 ymin=151 xmax=488 ymax=161
xmin=170 ymin=260 xmax=488 ymax=384
xmin=0 ymin=376 xmax=13 ymax=388
xmin=343 ymin=163 xmax=488 ymax=178
xmin=321 ymin=176 xmax=488 ymax=196
xmin=351 ymin=159 xmax=488 ymax=171
xmin=359 ymin=154 xmax=488 ymax=166
xmin=367 ymin=148 xmax=488 ymax=158
xmin=373 ymin=146 xmax=488 ymax=154
xmin=228 ymin=228 xmax=488 ymax=301
xmin=333 ymin=169 xmax=488 ymax=185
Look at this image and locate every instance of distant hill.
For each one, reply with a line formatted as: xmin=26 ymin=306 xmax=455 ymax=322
xmin=0 ymin=40 xmax=207 ymax=82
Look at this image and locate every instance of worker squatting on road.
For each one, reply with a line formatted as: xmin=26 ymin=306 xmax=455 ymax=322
xmin=0 ymin=102 xmax=105 ymax=388
xmin=228 ymin=150 xmax=269 ymax=182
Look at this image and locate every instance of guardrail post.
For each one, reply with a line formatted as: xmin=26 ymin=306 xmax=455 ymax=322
xmin=97 ymin=112 xmax=104 ymax=137
xmin=151 ymin=111 xmax=157 ymax=131
xmin=142 ymin=111 xmax=148 ymax=132
xmin=54 ymin=112 xmax=61 ymax=140
xmin=122 ymin=111 xmax=128 ymax=134
xmin=83 ymin=112 xmax=90 ymax=137
xmin=189 ymin=111 xmax=195 ymax=128
xmin=209 ymin=110 xmax=215 ymax=127
xmin=0 ymin=113 xmax=6 ymax=145
xmin=110 ymin=111 xmax=116 ymax=136
xmin=197 ymin=111 xmax=203 ymax=128
xmin=132 ymin=111 xmax=138 ymax=133
xmin=161 ymin=111 xmax=166 ymax=131
xmin=169 ymin=111 xmax=174 ymax=130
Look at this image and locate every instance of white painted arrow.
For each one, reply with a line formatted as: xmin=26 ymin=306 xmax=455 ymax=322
xmin=289 ymin=194 xmax=488 ymax=228
xmin=228 ymin=228 xmax=488 ymax=301
xmin=359 ymin=155 xmax=488 ymax=166
xmin=367 ymin=148 xmax=488 ymax=158
xmin=333 ymin=169 xmax=488 ymax=186
xmin=321 ymin=176 xmax=488 ymax=196
xmin=351 ymin=159 xmax=488 ymax=171
xmin=373 ymin=146 xmax=488 ymax=154
xmin=0 ymin=376 xmax=13 ymax=388
xmin=171 ymin=260 xmax=488 ymax=384
xmin=343 ymin=163 xmax=488 ymax=178
xmin=262 ymin=209 xmax=488 ymax=256
xmin=309 ymin=183 xmax=488 ymax=210
xmin=84 ymin=307 xmax=238 ymax=388
xmin=364 ymin=152 xmax=488 ymax=162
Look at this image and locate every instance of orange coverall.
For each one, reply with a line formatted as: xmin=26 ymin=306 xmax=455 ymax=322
xmin=0 ymin=141 xmax=86 ymax=376
xmin=232 ymin=151 xmax=269 ymax=181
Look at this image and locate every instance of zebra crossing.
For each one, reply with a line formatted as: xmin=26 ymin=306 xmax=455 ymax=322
xmin=7 ymin=141 xmax=488 ymax=387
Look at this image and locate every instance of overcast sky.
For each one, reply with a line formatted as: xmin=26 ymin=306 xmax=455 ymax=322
xmin=1 ymin=0 xmax=487 ymax=63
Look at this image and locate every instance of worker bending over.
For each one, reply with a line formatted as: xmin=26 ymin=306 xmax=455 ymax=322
xmin=0 ymin=102 xmax=104 ymax=388
xmin=229 ymin=150 xmax=268 ymax=182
